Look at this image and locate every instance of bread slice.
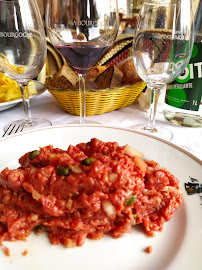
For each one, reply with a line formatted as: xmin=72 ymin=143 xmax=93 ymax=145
xmin=51 ymin=64 xmax=79 ymax=89
xmin=117 ymin=57 xmax=142 ymax=84
xmin=75 ymin=80 xmax=97 ymax=90
xmin=86 ymin=66 xmax=107 ymax=82
xmin=94 ymin=66 xmax=123 ymax=89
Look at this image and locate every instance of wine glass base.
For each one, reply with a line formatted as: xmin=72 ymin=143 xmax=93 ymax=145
xmin=68 ymin=120 xmax=100 ymax=125
xmin=4 ymin=118 xmax=52 ymax=132
xmin=129 ymin=124 xmax=173 ymax=141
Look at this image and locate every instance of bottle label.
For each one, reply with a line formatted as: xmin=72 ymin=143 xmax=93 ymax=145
xmin=165 ymin=42 xmax=202 ymax=111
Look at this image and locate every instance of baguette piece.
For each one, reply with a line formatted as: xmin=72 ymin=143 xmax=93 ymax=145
xmin=51 ymin=64 xmax=79 ymax=89
xmin=94 ymin=66 xmax=123 ymax=89
xmin=117 ymin=57 xmax=142 ymax=85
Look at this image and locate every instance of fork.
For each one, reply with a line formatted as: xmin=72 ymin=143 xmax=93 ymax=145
xmin=2 ymin=123 xmax=25 ymax=137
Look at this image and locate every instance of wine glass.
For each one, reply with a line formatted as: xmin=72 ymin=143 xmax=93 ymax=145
xmin=46 ymin=0 xmax=119 ymax=124
xmin=131 ymin=0 xmax=194 ymax=140
xmin=0 ymin=0 xmax=51 ymax=133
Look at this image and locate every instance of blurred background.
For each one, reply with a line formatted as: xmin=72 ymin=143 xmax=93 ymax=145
xmin=36 ymin=0 xmax=201 ymax=35
xmin=36 ymin=0 xmax=142 ymax=34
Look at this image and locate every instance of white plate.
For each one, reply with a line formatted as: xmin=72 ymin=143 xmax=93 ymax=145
xmin=0 ymin=125 xmax=201 ymax=270
xmin=0 ymin=81 xmax=45 ymax=111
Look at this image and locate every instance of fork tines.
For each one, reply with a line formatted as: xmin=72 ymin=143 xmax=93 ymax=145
xmin=2 ymin=123 xmax=25 ymax=137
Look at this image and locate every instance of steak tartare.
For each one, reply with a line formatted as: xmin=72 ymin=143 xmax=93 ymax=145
xmin=0 ymin=138 xmax=182 ymax=248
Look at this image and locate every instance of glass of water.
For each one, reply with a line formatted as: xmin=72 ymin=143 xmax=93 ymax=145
xmin=131 ymin=0 xmax=194 ymax=140
xmin=0 ymin=0 xmax=51 ymax=132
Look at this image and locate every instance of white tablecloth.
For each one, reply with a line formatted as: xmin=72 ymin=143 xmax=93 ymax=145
xmin=0 ymin=90 xmax=202 ymax=160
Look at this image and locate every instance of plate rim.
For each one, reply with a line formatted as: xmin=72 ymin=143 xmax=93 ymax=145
xmin=0 ymin=124 xmax=201 ymax=165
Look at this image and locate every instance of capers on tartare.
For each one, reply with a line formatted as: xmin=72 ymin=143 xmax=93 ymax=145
xmin=29 ymin=150 xmax=41 ymax=160
xmin=82 ymin=157 xmax=96 ymax=166
xmin=34 ymin=224 xmax=45 ymax=235
xmin=57 ymin=166 xmax=71 ymax=176
xmin=125 ymin=194 xmax=137 ymax=206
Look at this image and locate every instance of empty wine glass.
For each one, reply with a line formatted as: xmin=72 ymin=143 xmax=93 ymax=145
xmin=0 ymin=0 xmax=51 ymax=132
xmin=131 ymin=0 xmax=194 ymax=140
xmin=46 ymin=0 xmax=119 ymax=124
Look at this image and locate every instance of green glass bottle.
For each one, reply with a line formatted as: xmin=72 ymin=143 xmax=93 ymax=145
xmin=163 ymin=2 xmax=202 ymax=127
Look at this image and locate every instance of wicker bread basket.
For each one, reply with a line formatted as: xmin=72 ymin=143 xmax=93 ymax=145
xmin=46 ymin=35 xmax=146 ymax=116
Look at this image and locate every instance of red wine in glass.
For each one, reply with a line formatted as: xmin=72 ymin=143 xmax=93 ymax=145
xmin=56 ymin=43 xmax=110 ymax=74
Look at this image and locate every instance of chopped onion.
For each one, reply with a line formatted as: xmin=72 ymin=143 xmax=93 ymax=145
xmin=30 ymin=214 xmax=39 ymax=221
xmin=66 ymin=199 xmax=73 ymax=209
xmin=142 ymin=189 xmax=155 ymax=196
xmin=123 ymin=145 xmax=144 ymax=158
xmin=30 ymin=167 xmax=36 ymax=174
xmin=155 ymin=198 xmax=162 ymax=210
xmin=49 ymin=154 xmax=57 ymax=159
xmin=70 ymin=165 xmax=83 ymax=174
xmin=163 ymin=186 xmax=176 ymax=192
xmin=142 ymin=189 xmax=159 ymax=196
xmin=102 ymin=200 xmax=116 ymax=217
xmin=134 ymin=156 xmax=147 ymax=171
xmin=32 ymin=190 xmax=41 ymax=200
xmin=109 ymin=173 xmax=118 ymax=183
xmin=64 ymin=239 xmax=76 ymax=248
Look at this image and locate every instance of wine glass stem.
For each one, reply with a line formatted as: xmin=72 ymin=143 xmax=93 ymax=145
xmin=19 ymin=83 xmax=32 ymax=123
xmin=78 ymin=74 xmax=86 ymax=125
xmin=146 ymin=85 xmax=161 ymax=131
